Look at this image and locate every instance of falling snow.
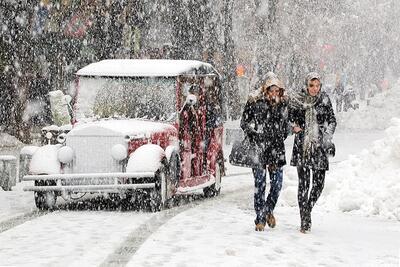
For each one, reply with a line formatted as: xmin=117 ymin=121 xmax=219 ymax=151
xmin=1 ymin=1 xmax=400 ymax=266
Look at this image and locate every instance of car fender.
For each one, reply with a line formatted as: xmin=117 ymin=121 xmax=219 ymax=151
xmin=126 ymin=144 xmax=166 ymax=173
xmin=29 ymin=144 xmax=62 ymax=175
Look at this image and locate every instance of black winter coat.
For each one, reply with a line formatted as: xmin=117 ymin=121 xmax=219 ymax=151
xmin=240 ymin=96 xmax=289 ymax=169
xmin=289 ymin=91 xmax=336 ymax=170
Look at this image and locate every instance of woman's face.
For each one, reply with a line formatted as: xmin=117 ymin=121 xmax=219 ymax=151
xmin=266 ymin=85 xmax=281 ymax=104
xmin=307 ymin=79 xmax=321 ymax=96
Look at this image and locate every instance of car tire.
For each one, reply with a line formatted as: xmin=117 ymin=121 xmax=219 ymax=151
xmin=34 ymin=180 xmax=57 ymax=210
xmin=203 ymin=159 xmax=222 ymax=198
xmin=149 ymin=158 xmax=169 ymax=212
xmin=168 ymin=153 xmax=181 ymax=190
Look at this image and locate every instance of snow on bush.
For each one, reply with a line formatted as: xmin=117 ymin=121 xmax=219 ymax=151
xmin=0 ymin=133 xmax=23 ymax=148
xmin=337 ymin=79 xmax=400 ymax=130
xmin=320 ymin=118 xmax=400 ymax=221
xmin=48 ymin=90 xmax=71 ymax=126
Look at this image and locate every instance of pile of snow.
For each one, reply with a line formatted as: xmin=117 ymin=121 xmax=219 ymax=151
xmin=318 ymin=118 xmax=400 ymax=221
xmin=0 ymin=132 xmax=23 ymax=148
xmin=337 ymin=79 xmax=400 ymax=130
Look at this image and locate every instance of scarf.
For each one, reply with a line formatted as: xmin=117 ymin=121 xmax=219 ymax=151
xmin=288 ymin=90 xmax=319 ymax=160
xmin=303 ymin=95 xmax=319 ymax=160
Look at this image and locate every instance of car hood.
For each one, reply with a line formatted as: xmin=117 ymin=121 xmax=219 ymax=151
xmin=68 ymin=119 xmax=176 ymax=137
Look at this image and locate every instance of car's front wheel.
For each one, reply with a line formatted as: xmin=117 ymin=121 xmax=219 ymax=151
xmin=149 ymin=158 xmax=169 ymax=212
xmin=168 ymin=153 xmax=181 ymax=190
xmin=34 ymin=180 xmax=57 ymax=210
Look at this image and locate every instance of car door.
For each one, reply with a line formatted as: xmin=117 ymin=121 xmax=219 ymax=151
xmin=178 ymin=77 xmax=206 ymax=179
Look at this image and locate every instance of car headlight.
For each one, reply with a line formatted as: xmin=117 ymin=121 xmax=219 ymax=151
xmin=58 ymin=146 xmax=74 ymax=164
xmin=45 ymin=132 xmax=53 ymax=140
xmin=57 ymin=133 xmax=67 ymax=144
xmin=111 ymin=144 xmax=128 ymax=161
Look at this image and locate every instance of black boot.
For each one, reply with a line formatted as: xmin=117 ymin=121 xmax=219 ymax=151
xmin=300 ymin=208 xmax=311 ymax=233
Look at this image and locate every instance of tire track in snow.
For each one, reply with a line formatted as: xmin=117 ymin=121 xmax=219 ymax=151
xmin=0 ymin=210 xmax=49 ymax=234
xmin=100 ymin=176 xmax=253 ymax=266
xmin=100 ymin=203 xmax=197 ymax=267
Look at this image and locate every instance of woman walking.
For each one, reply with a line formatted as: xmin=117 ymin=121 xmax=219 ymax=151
xmin=289 ymin=72 xmax=337 ymax=233
xmin=240 ymin=76 xmax=289 ymax=231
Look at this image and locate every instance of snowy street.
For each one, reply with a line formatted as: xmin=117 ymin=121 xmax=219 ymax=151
xmin=127 ymin=191 xmax=400 ymax=266
xmin=1 ymin=1 xmax=400 ymax=266
xmin=1 ymin=129 xmax=399 ymax=266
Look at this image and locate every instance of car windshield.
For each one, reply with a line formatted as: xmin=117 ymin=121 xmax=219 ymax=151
xmin=75 ymin=76 xmax=177 ymax=122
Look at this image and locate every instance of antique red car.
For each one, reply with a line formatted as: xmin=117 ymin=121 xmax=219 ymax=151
xmin=23 ymin=59 xmax=225 ymax=210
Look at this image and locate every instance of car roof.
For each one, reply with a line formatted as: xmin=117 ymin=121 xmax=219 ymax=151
xmin=76 ymin=59 xmax=219 ymax=77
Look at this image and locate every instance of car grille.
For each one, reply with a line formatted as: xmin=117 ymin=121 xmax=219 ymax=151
xmin=67 ymin=135 xmax=125 ymax=174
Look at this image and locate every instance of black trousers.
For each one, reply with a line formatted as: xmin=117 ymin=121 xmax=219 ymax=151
xmin=297 ymin=166 xmax=326 ymax=226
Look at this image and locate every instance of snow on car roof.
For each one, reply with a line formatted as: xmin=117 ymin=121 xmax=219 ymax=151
xmin=76 ymin=59 xmax=218 ymax=77
xmin=69 ymin=119 xmax=176 ymax=137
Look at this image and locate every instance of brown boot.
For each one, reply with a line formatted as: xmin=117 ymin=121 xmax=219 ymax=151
xmin=255 ymin=223 xmax=265 ymax=231
xmin=266 ymin=214 xmax=276 ymax=228
xmin=300 ymin=228 xmax=307 ymax=234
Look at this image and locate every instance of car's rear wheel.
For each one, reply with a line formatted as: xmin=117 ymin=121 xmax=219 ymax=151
xmin=34 ymin=180 xmax=57 ymax=210
xmin=203 ymin=160 xmax=222 ymax=197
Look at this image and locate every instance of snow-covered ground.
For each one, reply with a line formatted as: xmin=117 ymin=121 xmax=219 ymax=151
xmin=1 ymin=82 xmax=400 ymax=266
xmin=0 ymin=186 xmax=36 ymax=222
xmin=336 ymin=83 xmax=400 ymax=130
xmin=0 ymin=211 xmax=153 ymax=266
xmin=0 ymin=128 xmax=399 ymax=266
xmin=128 ymin=191 xmax=400 ymax=267
xmin=0 ymin=172 xmax=399 ymax=266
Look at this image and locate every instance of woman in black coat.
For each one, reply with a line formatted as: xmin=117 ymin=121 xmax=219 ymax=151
xmin=289 ymin=72 xmax=336 ymax=233
xmin=240 ymin=77 xmax=289 ymax=231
